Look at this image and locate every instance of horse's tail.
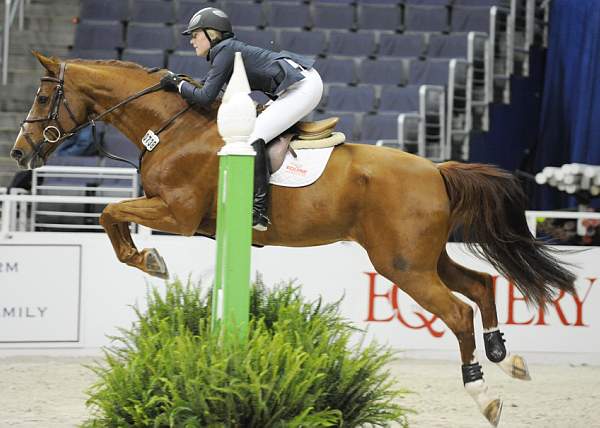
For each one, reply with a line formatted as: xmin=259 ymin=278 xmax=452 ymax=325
xmin=437 ymin=161 xmax=576 ymax=308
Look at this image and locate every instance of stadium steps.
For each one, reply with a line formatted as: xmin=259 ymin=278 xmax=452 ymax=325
xmin=0 ymin=0 xmax=79 ymax=186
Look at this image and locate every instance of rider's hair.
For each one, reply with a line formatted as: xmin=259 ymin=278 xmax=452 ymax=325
xmin=206 ymin=29 xmax=222 ymax=43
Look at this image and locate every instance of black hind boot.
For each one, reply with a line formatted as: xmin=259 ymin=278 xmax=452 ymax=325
xmin=251 ymin=138 xmax=271 ymax=231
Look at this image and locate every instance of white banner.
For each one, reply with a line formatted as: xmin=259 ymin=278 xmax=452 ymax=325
xmin=0 ymin=244 xmax=81 ymax=343
xmin=0 ymin=234 xmax=598 ymax=363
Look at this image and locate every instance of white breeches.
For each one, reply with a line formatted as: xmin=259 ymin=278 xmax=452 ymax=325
xmin=248 ymin=60 xmax=323 ymax=144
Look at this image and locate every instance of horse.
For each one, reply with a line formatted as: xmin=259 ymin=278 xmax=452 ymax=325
xmin=10 ymin=52 xmax=575 ymax=426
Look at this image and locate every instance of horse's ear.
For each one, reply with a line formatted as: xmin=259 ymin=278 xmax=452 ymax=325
xmin=32 ymin=50 xmax=59 ymax=75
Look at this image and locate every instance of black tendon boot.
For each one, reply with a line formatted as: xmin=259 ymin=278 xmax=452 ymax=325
xmin=251 ymin=138 xmax=271 ymax=231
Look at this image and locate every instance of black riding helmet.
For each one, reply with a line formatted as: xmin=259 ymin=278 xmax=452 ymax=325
xmin=181 ymin=7 xmax=234 ymax=47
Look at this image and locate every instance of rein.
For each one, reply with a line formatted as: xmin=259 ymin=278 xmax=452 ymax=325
xmin=21 ymin=62 xmax=192 ymax=172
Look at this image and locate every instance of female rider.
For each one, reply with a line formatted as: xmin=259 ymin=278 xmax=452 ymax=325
xmin=161 ymin=7 xmax=324 ymax=231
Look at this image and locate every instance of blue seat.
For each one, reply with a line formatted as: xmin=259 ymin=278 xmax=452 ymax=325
xmin=102 ymin=125 xmax=139 ymax=161
xmin=46 ymin=155 xmax=101 ymax=167
xmin=221 ymin=1 xmax=265 ymax=27
xmin=407 ymin=58 xmax=449 ymax=85
xmin=126 ymin=24 xmax=175 ymax=50
xmin=235 ymin=29 xmax=279 ymax=50
xmin=404 ymin=4 xmax=449 ymax=32
xmin=314 ymin=0 xmax=354 ymax=4
xmin=314 ymin=58 xmax=357 ymax=84
xmin=356 ymin=0 xmax=399 ymax=4
xmin=266 ymin=3 xmax=311 ymax=28
xmin=404 ymin=0 xmax=451 ymax=5
xmin=378 ymin=85 xmax=420 ymax=113
xmin=454 ymin=0 xmax=508 ymax=6
xmin=312 ymin=3 xmax=355 ymax=30
xmin=428 ymin=34 xmax=469 ymax=59
xmin=357 ymin=4 xmax=401 ymax=30
xmin=69 ymin=49 xmax=118 ymax=60
xmin=168 ymin=51 xmax=210 ymax=78
xmin=378 ymin=33 xmax=426 ymax=58
xmin=326 ymin=85 xmax=376 ymax=113
xmin=328 ymin=31 xmax=376 ymax=57
xmin=122 ymin=49 xmax=166 ymax=68
xmin=175 ymin=25 xmax=194 ymax=50
xmin=79 ymin=0 xmax=129 ymax=21
xmin=451 ymin=6 xmax=491 ymax=33
xmin=130 ymin=0 xmax=175 ymax=24
xmin=74 ymin=22 xmax=124 ymax=50
xmin=176 ymin=0 xmax=215 ymax=23
xmin=361 ymin=113 xmax=398 ymax=144
xmin=279 ymin=30 xmax=326 ymax=56
xmin=358 ymin=59 xmax=405 ymax=85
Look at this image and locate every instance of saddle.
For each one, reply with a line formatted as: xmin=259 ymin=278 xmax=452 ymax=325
xmin=267 ymin=117 xmax=345 ymax=173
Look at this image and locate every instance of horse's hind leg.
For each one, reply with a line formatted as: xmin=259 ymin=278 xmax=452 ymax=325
xmin=100 ymin=196 xmax=197 ymax=278
xmin=398 ymin=270 xmax=502 ymax=426
xmin=438 ymin=250 xmax=532 ymax=381
xmin=365 ymin=239 xmax=503 ymax=426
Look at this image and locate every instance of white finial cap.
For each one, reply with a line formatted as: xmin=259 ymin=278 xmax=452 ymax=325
xmin=217 ymin=52 xmax=256 ymax=155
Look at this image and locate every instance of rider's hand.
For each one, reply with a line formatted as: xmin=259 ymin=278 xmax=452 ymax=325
xmin=160 ymin=71 xmax=182 ymax=92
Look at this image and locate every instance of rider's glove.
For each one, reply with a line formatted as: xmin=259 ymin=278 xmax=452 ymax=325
xmin=160 ymin=71 xmax=183 ymax=92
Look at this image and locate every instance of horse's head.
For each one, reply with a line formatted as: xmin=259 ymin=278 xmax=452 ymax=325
xmin=10 ymin=51 xmax=91 ymax=169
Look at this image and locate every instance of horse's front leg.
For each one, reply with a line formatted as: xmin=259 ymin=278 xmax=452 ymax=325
xmin=99 ymin=196 xmax=200 ymax=278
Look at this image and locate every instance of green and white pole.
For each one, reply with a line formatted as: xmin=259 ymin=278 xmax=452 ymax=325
xmin=211 ymin=52 xmax=256 ymax=341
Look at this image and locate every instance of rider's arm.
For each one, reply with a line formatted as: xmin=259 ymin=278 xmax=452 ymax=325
xmin=178 ymin=48 xmax=234 ymax=106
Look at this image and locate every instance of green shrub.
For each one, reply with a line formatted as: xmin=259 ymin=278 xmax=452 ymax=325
xmin=83 ymin=277 xmax=411 ymax=427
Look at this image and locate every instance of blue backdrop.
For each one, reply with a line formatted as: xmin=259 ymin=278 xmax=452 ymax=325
xmin=472 ymin=0 xmax=600 ymax=209
xmin=533 ymin=0 xmax=600 ymax=208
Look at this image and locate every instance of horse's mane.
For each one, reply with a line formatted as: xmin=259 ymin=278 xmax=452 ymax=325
xmin=64 ymin=57 xmax=220 ymax=118
xmin=66 ymin=58 xmax=157 ymax=73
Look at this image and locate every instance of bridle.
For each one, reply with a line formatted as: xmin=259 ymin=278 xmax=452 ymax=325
xmin=20 ymin=62 xmax=193 ymax=171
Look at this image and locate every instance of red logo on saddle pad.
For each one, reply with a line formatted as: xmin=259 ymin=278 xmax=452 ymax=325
xmin=285 ymin=164 xmax=308 ymax=177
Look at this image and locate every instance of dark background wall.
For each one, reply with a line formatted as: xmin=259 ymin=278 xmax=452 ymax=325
xmin=470 ymin=0 xmax=600 ymax=210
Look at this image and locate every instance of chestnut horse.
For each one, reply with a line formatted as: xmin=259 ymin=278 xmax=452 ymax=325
xmin=11 ymin=53 xmax=575 ymax=426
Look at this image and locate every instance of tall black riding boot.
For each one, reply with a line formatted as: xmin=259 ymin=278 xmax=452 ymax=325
xmin=251 ymin=138 xmax=271 ymax=231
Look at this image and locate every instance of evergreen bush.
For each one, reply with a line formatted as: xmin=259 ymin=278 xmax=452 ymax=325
xmin=83 ymin=278 xmax=411 ymax=427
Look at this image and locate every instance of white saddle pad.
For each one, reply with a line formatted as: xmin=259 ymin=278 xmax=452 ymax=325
xmin=270 ymin=146 xmax=335 ymax=187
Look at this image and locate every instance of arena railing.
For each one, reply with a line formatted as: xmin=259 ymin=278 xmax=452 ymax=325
xmin=26 ymin=165 xmax=139 ymax=232
xmin=1 ymin=0 xmax=28 ymax=85
xmin=397 ymin=112 xmax=420 ymax=155
xmin=468 ymin=32 xmax=490 ymax=133
xmin=419 ymin=85 xmax=446 ymax=161
xmin=489 ymin=6 xmax=514 ymax=104
xmin=445 ymin=59 xmax=470 ymax=161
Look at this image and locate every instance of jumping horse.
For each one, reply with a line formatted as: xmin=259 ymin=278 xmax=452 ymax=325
xmin=10 ymin=52 xmax=576 ymax=426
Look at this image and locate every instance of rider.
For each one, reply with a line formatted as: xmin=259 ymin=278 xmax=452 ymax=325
xmin=160 ymin=7 xmax=324 ymax=232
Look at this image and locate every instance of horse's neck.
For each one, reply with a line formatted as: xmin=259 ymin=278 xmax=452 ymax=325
xmin=77 ymin=64 xmax=190 ymax=150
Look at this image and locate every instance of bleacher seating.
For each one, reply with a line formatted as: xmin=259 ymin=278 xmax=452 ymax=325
xmin=312 ymin=3 xmax=355 ymax=30
xmin=329 ymin=31 xmax=376 ymax=57
xmin=130 ymin=0 xmax=176 ymax=24
xmin=79 ymin=0 xmax=129 ymax=22
xmin=357 ymin=4 xmax=401 ymax=31
xmin=67 ymin=0 xmax=542 ymax=163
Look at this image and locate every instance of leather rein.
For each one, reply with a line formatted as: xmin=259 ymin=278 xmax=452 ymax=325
xmin=20 ymin=62 xmax=193 ymax=172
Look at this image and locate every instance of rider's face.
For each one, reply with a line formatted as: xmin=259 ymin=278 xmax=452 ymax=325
xmin=190 ymin=31 xmax=210 ymax=57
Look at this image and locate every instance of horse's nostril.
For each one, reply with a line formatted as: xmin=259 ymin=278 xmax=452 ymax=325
xmin=10 ymin=149 xmax=24 ymax=161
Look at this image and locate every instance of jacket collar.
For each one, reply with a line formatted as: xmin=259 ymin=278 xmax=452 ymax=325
xmin=206 ymin=35 xmax=236 ymax=62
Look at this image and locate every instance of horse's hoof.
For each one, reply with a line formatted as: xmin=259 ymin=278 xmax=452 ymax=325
xmin=144 ymin=248 xmax=169 ymax=279
xmin=483 ymin=398 xmax=503 ymax=427
xmin=497 ymin=354 xmax=531 ymax=381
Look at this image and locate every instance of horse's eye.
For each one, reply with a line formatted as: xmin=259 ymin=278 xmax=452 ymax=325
xmin=38 ymin=95 xmax=48 ymax=104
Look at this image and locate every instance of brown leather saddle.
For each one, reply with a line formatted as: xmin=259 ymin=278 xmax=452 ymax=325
xmin=267 ymin=116 xmax=345 ymax=173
